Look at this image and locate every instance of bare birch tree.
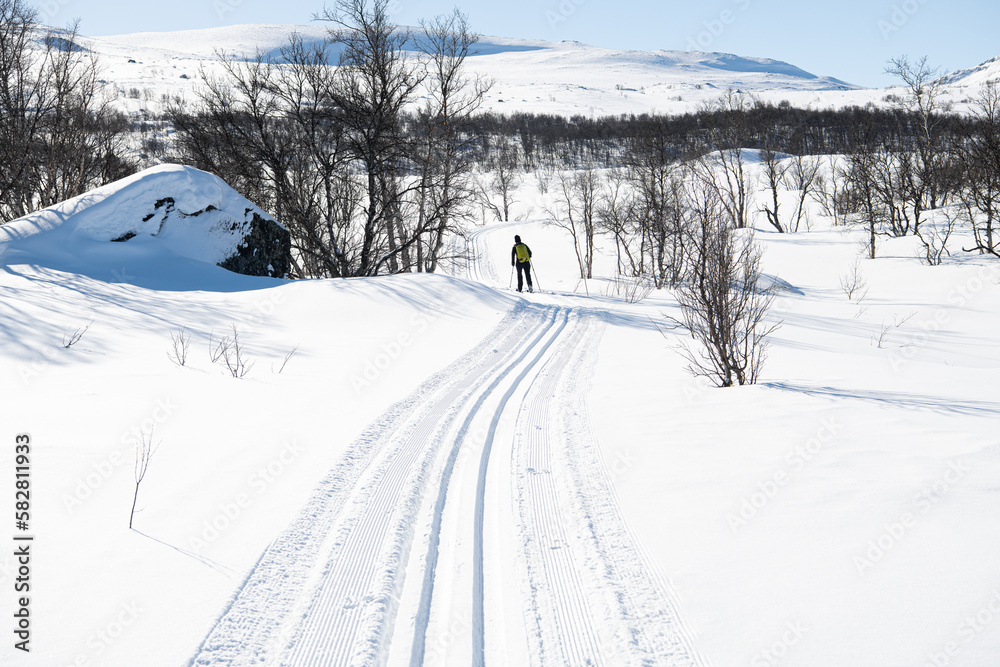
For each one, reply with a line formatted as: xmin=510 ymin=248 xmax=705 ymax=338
xmin=670 ymin=182 xmax=779 ymax=387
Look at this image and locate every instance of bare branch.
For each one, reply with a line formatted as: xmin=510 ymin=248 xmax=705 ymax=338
xmin=62 ymin=321 xmax=93 ymax=348
xmin=130 ymin=426 xmax=160 ymax=529
xmin=167 ymin=327 xmax=191 ymax=366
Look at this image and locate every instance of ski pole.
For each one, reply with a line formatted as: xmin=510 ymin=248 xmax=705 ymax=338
xmin=530 ymin=262 xmax=541 ymax=292
xmin=509 ymin=264 xmax=514 ymax=289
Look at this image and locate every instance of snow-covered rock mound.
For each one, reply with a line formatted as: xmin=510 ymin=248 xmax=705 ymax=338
xmin=0 ymin=164 xmax=289 ymax=288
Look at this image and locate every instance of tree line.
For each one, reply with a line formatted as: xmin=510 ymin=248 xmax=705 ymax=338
xmin=0 ymin=0 xmax=134 ymax=223
xmin=463 ymin=99 xmax=969 ymax=170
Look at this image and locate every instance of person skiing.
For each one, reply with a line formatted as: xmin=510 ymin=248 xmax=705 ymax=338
xmin=511 ymin=235 xmax=533 ymax=293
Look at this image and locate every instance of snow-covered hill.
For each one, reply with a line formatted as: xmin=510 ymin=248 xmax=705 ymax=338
xmin=37 ymin=22 xmax=995 ymax=119
xmin=79 ymin=23 xmax=866 ymax=118
xmin=941 ymin=54 xmax=1000 ymax=88
xmin=66 ymin=23 xmax=1000 ymax=118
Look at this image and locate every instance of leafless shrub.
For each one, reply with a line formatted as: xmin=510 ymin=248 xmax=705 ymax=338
xmin=274 ymin=345 xmax=300 ymax=374
xmin=666 ymin=183 xmax=780 ymax=387
xmin=208 ymin=330 xmax=225 ymax=364
xmin=873 ymin=322 xmax=892 ymax=348
xmin=873 ymin=312 xmax=916 ymax=348
xmin=130 ymin=426 xmax=160 ymax=529
xmin=62 ymin=321 xmax=93 ymax=348
xmin=476 ymin=136 xmax=521 ymax=222
xmin=605 ymin=274 xmax=655 ymax=303
xmin=759 ymin=146 xmax=791 ymax=233
xmin=546 ymin=169 xmax=599 ymax=279
xmin=535 ymin=166 xmax=554 ymax=195
xmin=916 ymin=210 xmax=957 ymax=266
xmin=167 ymin=328 xmax=191 ymax=366
xmin=811 ymin=169 xmax=837 ymax=221
xmin=785 ymin=154 xmax=821 ymax=232
xmin=694 ymin=90 xmax=757 ymax=230
xmin=840 ymin=257 xmax=870 ymax=302
xmin=210 ymin=324 xmax=255 ymax=378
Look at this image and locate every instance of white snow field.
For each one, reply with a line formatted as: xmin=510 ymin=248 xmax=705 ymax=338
xmin=1 ymin=156 xmax=999 ymax=667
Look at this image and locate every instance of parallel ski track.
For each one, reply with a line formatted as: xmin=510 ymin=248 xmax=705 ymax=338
xmin=512 ymin=310 xmax=707 ymax=667
xmin=515 ymin=311 xmax=605 ymax=666
xmin=470 ymin=307 xmax=571 ymax=665
xmin=188 ymin=302 xmax=565 ymax=667
xmin=407 ymin=306 xmax=569 ymax=665
xmin=189 ymin=285 xmax=705 ymax=665
xmin=468 ymin=228 xmax=497 ymax=285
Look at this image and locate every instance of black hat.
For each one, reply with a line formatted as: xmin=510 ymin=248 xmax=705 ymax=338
xmin=514 ymin=235 xmax=521 ymax=244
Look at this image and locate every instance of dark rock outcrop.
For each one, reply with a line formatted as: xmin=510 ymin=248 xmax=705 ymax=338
xmin=217 ymin=211 xmax=291 ymax=278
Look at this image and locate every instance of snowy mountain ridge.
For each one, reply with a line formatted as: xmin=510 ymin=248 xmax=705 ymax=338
xmin=77 ymin=23 xmax=866 ymax=118
xmin=87 ymin=22 xmax=852 ymax=85
xmin=60 ymin=23 xmax=999 ymax=116
xmin=940 ymin=54 xmax=1000 ymax=87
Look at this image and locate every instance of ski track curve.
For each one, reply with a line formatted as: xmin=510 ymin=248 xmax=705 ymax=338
xmin=464 ymin=223 xmax=521 ymax=287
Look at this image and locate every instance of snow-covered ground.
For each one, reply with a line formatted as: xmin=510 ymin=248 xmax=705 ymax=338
xmin=2 ymin=154 xmax=999 ymax=667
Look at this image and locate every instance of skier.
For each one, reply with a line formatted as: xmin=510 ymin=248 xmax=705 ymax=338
xmin=511 ymin=235 xmax=533 ymax=293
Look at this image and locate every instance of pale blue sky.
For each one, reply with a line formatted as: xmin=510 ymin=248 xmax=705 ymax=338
xmin=33 ymin=0 xmax=1000 ymax=87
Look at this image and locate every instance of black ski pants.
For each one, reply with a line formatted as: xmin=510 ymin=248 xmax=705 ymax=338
xmin=516 ymin=261 xmax=532 ymax=291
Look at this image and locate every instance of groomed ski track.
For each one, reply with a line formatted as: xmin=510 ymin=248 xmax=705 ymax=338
xmin=190 ymin=295 xmax=704 ymax=666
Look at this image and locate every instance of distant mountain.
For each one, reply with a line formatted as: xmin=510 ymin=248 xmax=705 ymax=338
xmin=80 ymin=24 xmax=859 ymax=118
xmin=941 ymin=55 xmax=1000 ymax=88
